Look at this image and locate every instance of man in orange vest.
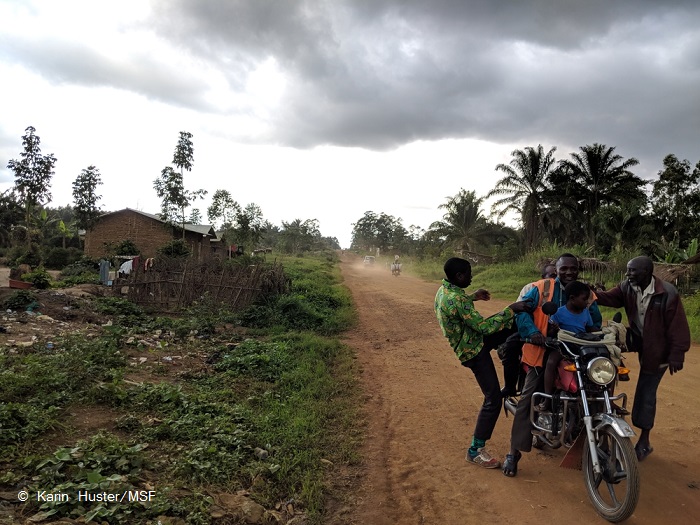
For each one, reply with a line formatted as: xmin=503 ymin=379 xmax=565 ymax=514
xmin=502 ymin=253 xmax=602 ymax=477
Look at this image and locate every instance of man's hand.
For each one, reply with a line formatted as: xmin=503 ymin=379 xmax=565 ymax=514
xmin=508 ymin=300 xmax=532 ymax=313
xmin=528 ymin=332 xmax=546 ymax=346
xmin=473 ymin=288 xmax=491 ymax=301
xmin=669 ymin=361 xmax=684 ymax=375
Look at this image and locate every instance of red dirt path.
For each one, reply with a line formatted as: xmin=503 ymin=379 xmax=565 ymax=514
xmin=336 ymin=254 xmax=700 ymax=525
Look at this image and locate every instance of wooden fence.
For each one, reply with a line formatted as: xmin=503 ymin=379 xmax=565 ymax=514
xmin=113 ymin=258 xmax=288 ymax=311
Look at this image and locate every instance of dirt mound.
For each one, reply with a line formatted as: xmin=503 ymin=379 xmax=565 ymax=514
xmin=0 ymin=286 xmax=110 ymax=345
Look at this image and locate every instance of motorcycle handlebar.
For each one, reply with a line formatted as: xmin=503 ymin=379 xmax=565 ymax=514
xmin=522 ymin=337 xmax=577 ymax=358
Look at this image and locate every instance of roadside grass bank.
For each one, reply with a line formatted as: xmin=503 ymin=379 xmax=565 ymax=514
xmin=0 ymin=252 xmax=361 ymax=524
xmin=403 ymin=253 xmax=700 ymax=343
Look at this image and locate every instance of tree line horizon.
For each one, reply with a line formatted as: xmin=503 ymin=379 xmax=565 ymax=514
xmin=350 ymin=144 xmax=700 ymax=264
xmin=2 ymin=126 xmax=699 ymax=266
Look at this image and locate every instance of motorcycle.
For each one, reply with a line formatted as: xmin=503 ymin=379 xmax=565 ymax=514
xmin=503 ymin=303 xmax=640 ymax=523
xmin=391 ymin=262 xmax=402 ymax=276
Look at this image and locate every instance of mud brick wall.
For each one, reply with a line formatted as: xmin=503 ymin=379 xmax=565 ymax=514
xmin=84 ymin=210 xmax=209 ymax=259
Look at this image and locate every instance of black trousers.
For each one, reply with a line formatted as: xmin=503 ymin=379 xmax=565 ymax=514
xmin=509 ymin=364 xmax=545 ymax=452
xmin=632 ymin=366 xmax=667 ymax=430
xmin=500 ymin=332 xmax=524 ymax=395
xmin=461 ymin=326 xmax=518 ymax=441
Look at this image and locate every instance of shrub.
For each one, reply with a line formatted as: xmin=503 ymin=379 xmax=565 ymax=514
xmin=114 ymin=239 xmax=140 ymax=256
xmin=157 ymin=239 xmax=191 ymax=258
xmin=21 ymin=267 xmax=52 ymax=289
xmin=44 ymin=247 xmax=70 ymax=269
xmin=60 ymin=256 xmax=99 ymax=277
xmin=2 ymin=290 xmax=37 ymax=310
xmin=9 ymin=246 xmax=42 ymax=267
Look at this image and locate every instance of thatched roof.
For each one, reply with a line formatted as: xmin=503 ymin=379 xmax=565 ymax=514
xmin=579 ymin=258 xmax=613 ymax=272
xmin=682 ymin=253 xmax=700 ymax=265
xmin=536 ymin=257 xmax=612 ymax=272
xmin=654 ymin=263 xmax=694 ymax=284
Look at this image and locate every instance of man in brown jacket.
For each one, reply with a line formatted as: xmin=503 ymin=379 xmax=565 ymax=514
xmin=595 ymin=256 xmax=690 ymax=461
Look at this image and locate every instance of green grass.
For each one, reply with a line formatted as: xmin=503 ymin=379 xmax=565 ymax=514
xmin=0 ymin=251 xmax=361 ymax=524
xmin=684 ymin=291 xmax=700 ymax=342
xmin=240 ymin=252 xmax=355 ymax=335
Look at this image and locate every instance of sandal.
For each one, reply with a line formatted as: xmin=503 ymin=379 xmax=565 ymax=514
xmin=502 ymin=451 xmax=522 ymax=477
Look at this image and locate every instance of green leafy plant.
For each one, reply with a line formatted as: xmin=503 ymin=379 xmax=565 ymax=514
xmin=27 ymin=433 xmax=154 ymax=523
xmin=21 ymin=266 xmax=52 ymax=289
xmin=157 ymin=238 xmax=191 ymax=258
xmin=2 ymin=289 xmax=36 ymax=310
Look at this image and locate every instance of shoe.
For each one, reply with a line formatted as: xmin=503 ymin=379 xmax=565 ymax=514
xmin=611 ymin=402 xmax=630 ymax=416
xmin=537 ymin=413 xmax=552 ymax=431
xmin=619 ymin=373 xmax=630 ymax=381
xmin=635 ymin=444 xmax=654 ymax=462
xmin=536 ymin=400 xmax=551 ymax=413
xmin=466 ymin=448 xmax=501 ymax=469
xmin=502 ymin=451 xmax=522 ymax=477
xmin=501 ymin=386 xmax=516 ymax=397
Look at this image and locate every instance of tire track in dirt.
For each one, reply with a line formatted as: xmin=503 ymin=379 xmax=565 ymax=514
xmin=336 ymin=255 xmax=700 ymax=525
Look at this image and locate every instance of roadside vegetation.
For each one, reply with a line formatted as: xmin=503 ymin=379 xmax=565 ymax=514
xmin=0 ymin=252 xmax=360 ymax=524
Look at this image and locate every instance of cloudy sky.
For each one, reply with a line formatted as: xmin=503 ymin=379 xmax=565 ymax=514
xmin=1 ymin=0 xmax=698 ymax=248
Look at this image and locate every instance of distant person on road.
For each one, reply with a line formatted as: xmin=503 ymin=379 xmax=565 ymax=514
xmin=594 ymin=256 xmax=690 ymax=461
xmin=434 ymin=257 xmax=532 ymax=469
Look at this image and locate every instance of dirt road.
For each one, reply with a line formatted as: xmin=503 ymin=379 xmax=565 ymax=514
xmin=338 ymin=255 xmax=700 ymax=525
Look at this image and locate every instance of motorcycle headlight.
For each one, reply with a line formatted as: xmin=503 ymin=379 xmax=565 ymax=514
xmin=586 ymin=357 xmax=616 ymax=386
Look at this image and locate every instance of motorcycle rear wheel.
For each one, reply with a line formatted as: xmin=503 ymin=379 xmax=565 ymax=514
xmin=582 ymin=425 xmax=640 ymax=522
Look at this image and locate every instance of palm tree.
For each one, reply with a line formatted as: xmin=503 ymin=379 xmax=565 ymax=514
xmin=487 ymin=145 xmax=557 ymax=251
xmin=429 ymin=189 xmax=500 ymax=254
xmin=555 ymin=144 xmax=645 ymax=249
xmin=595 ymin=202 xmax=655 ymax=254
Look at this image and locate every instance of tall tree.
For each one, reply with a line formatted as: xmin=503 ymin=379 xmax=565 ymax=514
xmin=207 ymin=189 xmax=241 ymax=230
xmin=72 ymin=165 xmax=103 ymax=234
xmin=188 ymin=208 xmax=202 ymax=224
xmin=280 ymin=218 xmax=321 ymax=254
xmin=594 ymin=202 xmax=655 ymax=255
xmin=649 ymin=154 xmax=700 ymax=244
xmin=350 ymin=211 xmax=404 ymax=252
xmin=428 ymin=189 xmax=500 ymax=254
xmin=154 ymin=132 xmax=207 ymax=239
xmin=0 ymin=189 xmax=23 ymax=248
xmin=231 ymin=203 xmax=267 ymax=249
xmin=7 ymin=126 xmax=57 ymax=249
xmin=555 ymin=143 xmax=645 ymax=249
xmin=173 ymin=131 xmax=194 ymax=175
xmin=154 ymin=166 xmax=185 ymax=226
xmin=488 ymin=145 xmax=557 ymax=251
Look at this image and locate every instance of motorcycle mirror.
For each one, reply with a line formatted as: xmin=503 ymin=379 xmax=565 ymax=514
xmin=612 ymin=312 xmax=623 ymax=323
xmin=541 ymin=301 xmax=558 ymax=316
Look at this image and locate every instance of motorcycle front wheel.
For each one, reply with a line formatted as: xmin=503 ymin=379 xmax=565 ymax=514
xmin=582 ymin=425 xmax=640 ymax=522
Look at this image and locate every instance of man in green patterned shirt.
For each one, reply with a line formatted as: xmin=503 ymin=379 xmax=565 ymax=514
xmin=435 ymin=257 xmax=532 ymax=468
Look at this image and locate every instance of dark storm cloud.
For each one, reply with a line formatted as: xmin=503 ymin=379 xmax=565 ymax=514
xmin=143 ymin=0 xmax=700 ymax=174
xmin=3 ymin=0 xmax=699 ymax=176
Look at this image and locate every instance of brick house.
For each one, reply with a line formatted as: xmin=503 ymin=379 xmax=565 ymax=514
xmin=84 ymin=208 xmax=218 ymax=260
